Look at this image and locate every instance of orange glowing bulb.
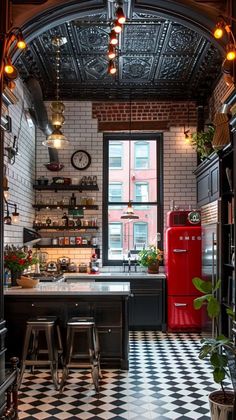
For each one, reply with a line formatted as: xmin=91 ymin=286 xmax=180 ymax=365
xmin=4 ymin=64 xmax=14 ymax=74
xmin=17 ymin=39 xmax=26 ymax=49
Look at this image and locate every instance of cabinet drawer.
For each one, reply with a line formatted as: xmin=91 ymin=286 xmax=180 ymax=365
xmin=130 ymin=279 xmax=162 ymax=291
xmin=95 ymin=302 xmax=122 ymax=326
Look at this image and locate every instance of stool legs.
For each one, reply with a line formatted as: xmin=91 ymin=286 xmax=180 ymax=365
xmin=19 ymin=319 xmax=61 ymax=390
xmin=60 ymin=321 xmax=101 ymax=393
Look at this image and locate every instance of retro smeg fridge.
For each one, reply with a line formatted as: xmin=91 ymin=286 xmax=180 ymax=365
xmin=165 ymin=210 xmax=202 ymax=331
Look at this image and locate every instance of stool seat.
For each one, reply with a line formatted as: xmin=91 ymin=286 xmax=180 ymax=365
xmin=19 ymin=316 xmax=62 ymax=390
xmin=60 ymin=316 xmax=101 ymax=393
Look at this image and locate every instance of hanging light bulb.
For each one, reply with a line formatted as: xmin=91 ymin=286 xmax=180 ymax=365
xmin=213 ymin=21 xmax=225 ymax=39
xmin=108 ymin=45 xmax=116 ymax=59
xmin=12 ymin=205 xmax=20 ymax=224
xmin=226 ymin=43 xmax=236 ymax=61
xmin=43 ymin=128 xmax=69 ymax=149
xmin=113 ymin=19 xmax=123 ymax=34
xmin=108 ymin=60 xmax=117 ymax=75
xmin=109 ymin=30 xmax=118 ymax=45
xmin=16 ymin=32 xmax=26 ymax=49
xmin=116 ymin=7 xmax=126 ymax=24
xmin=4 ymin=62 xmax=18 ymax=80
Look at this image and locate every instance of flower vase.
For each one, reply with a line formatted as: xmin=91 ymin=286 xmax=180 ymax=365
xmin=10 ymin=270 xmax=22 ymax=287
xmin=147 ymin=262 xmax=159 ymax=274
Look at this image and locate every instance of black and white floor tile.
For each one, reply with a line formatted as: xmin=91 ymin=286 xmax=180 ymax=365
xmin=18 ymin=331 xmax=222 ymax=419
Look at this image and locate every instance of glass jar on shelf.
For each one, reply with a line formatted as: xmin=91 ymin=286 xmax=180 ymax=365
xmin=80 ymin=196 xmax=87 ymax=206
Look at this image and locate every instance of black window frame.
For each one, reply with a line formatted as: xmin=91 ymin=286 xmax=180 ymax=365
xmin=103 ymin=133 xmax=163 ymax=266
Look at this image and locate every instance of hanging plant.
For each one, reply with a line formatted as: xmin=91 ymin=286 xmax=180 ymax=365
xmin=191 ymin=125 xmax=215 ymax=160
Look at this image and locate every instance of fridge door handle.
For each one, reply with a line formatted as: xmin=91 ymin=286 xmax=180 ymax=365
xmin=173 ymin=249 xmax=188 ymax=253
xmin=174 ymin=303 xmax=187 ymax=307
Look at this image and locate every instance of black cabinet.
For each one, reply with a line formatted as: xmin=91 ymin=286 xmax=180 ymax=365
xmin=128 ymin=278 xmax=166 ymax=331
xmin=4 ymin=295 xmax=128 ymax=370
xmin=194 ymin=153 xmax=220 ymax=207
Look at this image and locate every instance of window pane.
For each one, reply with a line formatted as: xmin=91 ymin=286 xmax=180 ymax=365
xmin=109 ymin=222 xmax=123 ymax=259
xmin=108 ymin=205 xmax=157 ymax=260
xmin=109 ymin=142 xmax=123 ymax=168
xmin=109 ymin=183 xmax=122 ymax=202
xmin=135 ymin=142 xmax=149 ymax=169
xmin=134 ymin=223 xmax=148 ymax=250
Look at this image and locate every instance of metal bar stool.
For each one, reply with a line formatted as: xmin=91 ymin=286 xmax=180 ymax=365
xmin=60 ymin=317 xmax=102 ymax=393
xmin=19 ymin=316 xmax=63 ymax=390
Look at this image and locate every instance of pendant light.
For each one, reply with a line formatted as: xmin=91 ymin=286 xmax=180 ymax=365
xmin=43 ymin=36 xmax=69 ymax=149
xmin=121 ymin=93 xmax=139 ymax=220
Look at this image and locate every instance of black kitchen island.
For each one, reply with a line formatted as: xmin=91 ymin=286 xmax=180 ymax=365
xmin=4 ymin=281 xmax=130 ymax=370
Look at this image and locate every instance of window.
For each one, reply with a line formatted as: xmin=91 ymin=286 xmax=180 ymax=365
xmin=109 ymin=182 xmax=122 ymax=202
xmin=135 ymin=182 xmax=149 ymax=204
xmin=134 ymin=142 xmax=149 ymax=169
xmin=109 ymin=142 xmax=123 ymax=168
xmin=103 ymin=133 xmax=163 ymax=265
xmin=109 ymin=223 xmax=123 ymax=259
xmin=133 ymin=222 xmax=148 ymax=250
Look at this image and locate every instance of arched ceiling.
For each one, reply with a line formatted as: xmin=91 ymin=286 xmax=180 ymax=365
xmin=13 ymin=0 xmax=227 ymax=102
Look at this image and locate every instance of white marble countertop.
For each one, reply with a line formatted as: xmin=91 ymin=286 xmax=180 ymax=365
xmin=64 ymin=272 xmax=166 ymax=279
xmin=4 ymin=281 xmax=130 ymax=296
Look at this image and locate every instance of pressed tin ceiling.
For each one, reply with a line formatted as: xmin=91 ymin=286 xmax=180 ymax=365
xmin=15 ymin=1 xmax=224 ymax=102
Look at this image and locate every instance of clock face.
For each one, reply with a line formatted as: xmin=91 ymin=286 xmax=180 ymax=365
xmin=71 ymin=150 xmax=91 ymax=170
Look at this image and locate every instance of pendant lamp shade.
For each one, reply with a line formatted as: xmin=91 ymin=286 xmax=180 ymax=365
xmin=121 ymin=201 xmax=139 ymax=219
xmin=43 ymin=128 xmax=69 ymax=149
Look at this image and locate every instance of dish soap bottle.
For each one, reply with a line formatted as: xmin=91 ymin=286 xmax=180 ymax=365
xmin=69 ymin=193 xmax=76 ymax=207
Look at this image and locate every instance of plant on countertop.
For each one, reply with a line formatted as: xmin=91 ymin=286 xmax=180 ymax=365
xmin=138 ymin=245 xmax=163 ymax=267
xmin=191 ymin=125 xmax=215 ymax=160
xmin=192 ymin=277 xmax=235 ymax=415
xmin=4 ymin=245 xmax=38 ymax=273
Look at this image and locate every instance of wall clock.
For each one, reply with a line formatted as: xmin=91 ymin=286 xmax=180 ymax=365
xmin=71 ymin=150 xmax=91 ymax=170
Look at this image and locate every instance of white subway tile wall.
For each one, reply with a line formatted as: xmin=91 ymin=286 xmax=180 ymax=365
xmin=4 ymin=81 xmax=36 ymax=246
xmin=5 ymin=95 xmax=197 ymax=265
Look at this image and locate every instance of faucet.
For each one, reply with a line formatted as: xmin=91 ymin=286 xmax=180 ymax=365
xmin=123 ymin=251 xmax=137 ymax=272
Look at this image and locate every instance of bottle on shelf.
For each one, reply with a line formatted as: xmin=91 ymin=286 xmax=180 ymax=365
xmin=62 ymin=212 xmax=69 ymax=227
xmin=69 ymin=193 xmax=76 ymax=206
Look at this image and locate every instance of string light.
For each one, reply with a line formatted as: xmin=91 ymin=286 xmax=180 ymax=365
xmin=107 ymin=2 xmax=126 ymax=75
xmin=213 ymin=16 xmax=236 ymax=63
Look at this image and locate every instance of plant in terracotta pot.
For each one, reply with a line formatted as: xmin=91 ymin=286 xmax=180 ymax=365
xmin=192 ymin=277 xmax=236 ymax=419
xmin=138 ymin=245 xmax=163 ymax=273
xmin=4 ymin=245 xmax=38 ymax=286
xmin=191 ymin=125 xmax=215 ymax=160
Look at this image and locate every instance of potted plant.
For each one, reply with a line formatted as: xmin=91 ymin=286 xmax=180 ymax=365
xmin=138 ymin=245 xmax=163 ymax=273
xmin=191 ymin=125 xmax=215 ymax=160
xmin=4 ymin=245 xmax=38 ymax=286
xmin=192 ymin=277 xmax=236 ymax=419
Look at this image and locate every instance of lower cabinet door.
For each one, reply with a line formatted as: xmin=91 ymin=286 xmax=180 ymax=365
xmin=97 ymin=327 xmax=122 ymax=357
xmin=129 ymin=293 xmax=163 ymax=330
xmin=168 ymin=296 xmax=202 ymax=330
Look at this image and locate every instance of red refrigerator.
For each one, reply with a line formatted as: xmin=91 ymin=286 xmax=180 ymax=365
xmin=165 ymin=210 xmax=202 ymax=331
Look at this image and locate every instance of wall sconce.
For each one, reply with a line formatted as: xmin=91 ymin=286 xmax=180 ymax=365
xmin=4 ymin=197 xmax=20 ymax=225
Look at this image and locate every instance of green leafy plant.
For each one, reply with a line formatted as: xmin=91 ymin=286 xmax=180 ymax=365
xmin=192 ymin=277 xmax=236 ymax=400
xmin=138 ymin=245 xmax=163 ymax=267
xmin=4 ymin=245 xmax=38 ymax=273
xmin=191 ymin=125 xmax=215 ymax=160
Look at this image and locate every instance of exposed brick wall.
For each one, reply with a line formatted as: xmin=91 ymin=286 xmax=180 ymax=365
xmin=92 ymin=101 xmax=197 ymax=126
xmin=4 ymin=81 xmax=36 ymax=246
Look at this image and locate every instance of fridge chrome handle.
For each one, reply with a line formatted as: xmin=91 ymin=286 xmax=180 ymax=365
xmin=174 ymin=303 xmax=187 ymax=307
xmin=212 ymin=232 xmax=215 ymax=287
xmin=173 ymin=249 xmax=188 ymax=253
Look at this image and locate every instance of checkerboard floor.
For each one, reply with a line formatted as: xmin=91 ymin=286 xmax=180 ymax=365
xmin=18 ymin=331 xmax=224 ymax=419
